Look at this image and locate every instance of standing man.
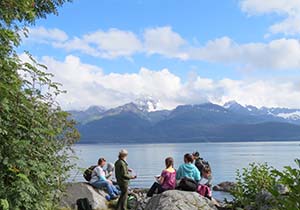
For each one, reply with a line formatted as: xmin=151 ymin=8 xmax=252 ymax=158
xmin=115 ymin=149 xmax=137 ymax=210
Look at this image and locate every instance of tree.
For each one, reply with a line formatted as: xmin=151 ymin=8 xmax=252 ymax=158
xmin=0 ymin=1 xmax=80 ymax=209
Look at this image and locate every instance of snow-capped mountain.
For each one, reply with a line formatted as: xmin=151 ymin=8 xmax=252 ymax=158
xmin=277 ymin=111 xmax=300 ymax=120
xmin=69 ymin=100 xmax=300 ymax=127
xmin=133 ymin=97 xmax=159 ymax=112
xmin=223 ymin=101 xmax=300 ymax=124
xmin=75 ymin=101 xmax=300 ymax=143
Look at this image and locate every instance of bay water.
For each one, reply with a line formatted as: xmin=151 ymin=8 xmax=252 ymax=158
xmin=70 ymin=141 xmax=300 ymax=200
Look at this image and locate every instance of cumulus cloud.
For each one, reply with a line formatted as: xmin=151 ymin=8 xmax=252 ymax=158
xmin=55 ymin=29 xmax=143 ymax=59
xmin=27 ymin=27 xmax=68 ymax=43
xmin=143 ymin=26 xmax=189 ymax=59
xmin=26 ymin=26 xmax=300 ymax=71
xmin=240 ymin=0 xmax=300 ymax=35
xmin=19 ymin=54 xmax=300 ymax=110
xmin=189 ymin=37 xmax=300 ymax=70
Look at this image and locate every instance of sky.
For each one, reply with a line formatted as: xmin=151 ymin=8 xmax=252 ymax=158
xmin=19 ymin=0 xmax=300 ymax=110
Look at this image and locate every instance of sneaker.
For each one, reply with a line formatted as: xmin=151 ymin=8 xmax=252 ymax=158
xmin=105 ymin=195 xmax=111 ymax=201
xmin=110 ymin=195 xmax=118 ymax=200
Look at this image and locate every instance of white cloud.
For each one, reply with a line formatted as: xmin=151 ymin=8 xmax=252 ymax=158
xmin=82 ymin=29 xmax=143 ymax=58
xmin=28 ymin=27 xmax=68 ymax=43
xmin=20 ymin=54 xmax=300 ymax=110
xmin=26 ymin=26 xmax=300 ymax=70
xmin=240 ymin=0 xmax=300 ymax=35
xmin=219 ymin=78 xmax=300 ymax=109
xmin=143 ymin=26 xmax=189 ymax=60
xmin=189 ymin=37 xmax=300 ymax=70
xmin=53 ymin=37 xmax=99 ymax=56
xmin=28 ymin=27 xmax=142 ymax=59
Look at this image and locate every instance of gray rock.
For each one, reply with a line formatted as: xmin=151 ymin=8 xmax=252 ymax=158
xmin=254 ymin=190 xmax=275 ymax=210
xmin=144 ymin=190 xmax=217 ymax=210
xmin=60 ymin=182 xmax=110 ymax=210
xmin=275 ymin=184 xmax=289 ymax=195
xmin=213 ymin=182 xmax=236 ymax=192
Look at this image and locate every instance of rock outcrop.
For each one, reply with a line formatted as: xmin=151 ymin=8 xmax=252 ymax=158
xmin=144 ymin=190 xmax=217 ymax=210
xmin=213 ymin=182 xmax=236 ymax=193
xmin=60 ymin=182 xmax=110 ymax=210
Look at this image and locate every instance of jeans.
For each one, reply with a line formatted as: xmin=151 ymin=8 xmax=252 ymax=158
xmin=91 ymin=180 xmax=120 ymax=198
xmin=147 ymin=182 xmax=165 ymax=197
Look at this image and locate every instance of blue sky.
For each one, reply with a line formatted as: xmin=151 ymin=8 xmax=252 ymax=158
xmin=19 ymin=0 xmax=300 ymax=110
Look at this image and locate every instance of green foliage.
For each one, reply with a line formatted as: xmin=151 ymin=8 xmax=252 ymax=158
xmin=271 ymin=159 xmax=300 ymax=209
xmin=231 ymin=163 xmax=276 ymax=209
xmin=0 ymin=199 xmax=9 ymax=210
xmin=0 ymin=1 xmax=79 ymax=210
xmin=231 ymin=160 xmax=300 ymax=209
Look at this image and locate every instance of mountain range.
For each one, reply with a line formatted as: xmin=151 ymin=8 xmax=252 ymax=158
xmin=68 ymin=99 xmax=300 ymax=143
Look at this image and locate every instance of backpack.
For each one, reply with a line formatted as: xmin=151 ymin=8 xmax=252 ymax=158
xmin=195 ymin=158 xmax=211 ymax=173
xmin=76 ymin=198 xmax=92 ymax=210
xmin=177 ymin=177 xmax=198 ymax=191
xmin=197 ymin=184 xmax=212 ymax=199
xmin=83 ymin=165 xmax=97 ymax=181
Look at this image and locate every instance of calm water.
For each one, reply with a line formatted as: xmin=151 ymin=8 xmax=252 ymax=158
xmin=70 ymin=141 xmax=300 ymax=200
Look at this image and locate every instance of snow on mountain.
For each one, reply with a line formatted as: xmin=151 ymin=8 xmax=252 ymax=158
xmin=133 ymin=96 xmax=159 ymax=112
xmin=223 ymin=101 xmax=300 ymax=123
xmin=277 ymin=111 xmax=300 ymax=120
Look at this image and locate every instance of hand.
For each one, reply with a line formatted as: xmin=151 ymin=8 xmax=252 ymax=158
xmin=131 ymin=175 xmax=137 ymax=179
xmin=107 ymin=179 xmax=113 ymax=185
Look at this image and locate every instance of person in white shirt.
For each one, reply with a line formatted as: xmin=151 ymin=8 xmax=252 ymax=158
xmin=90 ymin=157 xmax=120 ymax=201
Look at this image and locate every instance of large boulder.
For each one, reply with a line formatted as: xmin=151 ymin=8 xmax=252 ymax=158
xmin=144 ymin=190 xmax=217 ymax=210
xmin=213 ymin=182 xmax=236 ymax=193
xmin=60 ymin=182 xmax=110 ymax=210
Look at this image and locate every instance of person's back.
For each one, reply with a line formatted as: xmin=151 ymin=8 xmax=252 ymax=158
xmin=147 ymin=157 xmax=176 ymax=197
xmin=194 ymin=157 xmax=204 ymax=172
xmin=176 ymin=162 xmax=200 ymax=182
xmin=161 ymin=167 xmax=176 ymax=190
xmin=192 ymin=151 xmax=213 ymax=187
xmin=115 ymin=158 xmax=131 ymax=186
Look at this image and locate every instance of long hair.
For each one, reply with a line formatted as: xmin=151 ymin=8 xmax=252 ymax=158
xmin=165 ymin=157 xmax=174 ymax=168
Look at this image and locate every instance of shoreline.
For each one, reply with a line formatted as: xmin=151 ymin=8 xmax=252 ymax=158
xmin=75 ymin=139 xmax=300 ymax=145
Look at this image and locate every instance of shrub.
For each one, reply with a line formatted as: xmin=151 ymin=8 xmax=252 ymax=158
xmin=0 ymin=1 xmax=79 ymax=210
xmin=271 ymin=159 xmax=300 ymax=210
xmin=230 ymin=160 xmax=300 ymax=210
xmin=231 ymin=163 xmax=277 ymax=209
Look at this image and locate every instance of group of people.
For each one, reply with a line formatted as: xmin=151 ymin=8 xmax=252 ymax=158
xmin=88 ymin=149 xmax=212 ymax=210
xmin=89 ymin=149 xmax=136 ymax=210
xmin=146 ymin=152 xmax=212 ymax=197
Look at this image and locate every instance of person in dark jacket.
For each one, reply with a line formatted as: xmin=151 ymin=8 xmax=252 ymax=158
xmin=115 ymin=149 xmax=136 ymax=210
xmin=192 ymin=151 xmax=213 ymax=187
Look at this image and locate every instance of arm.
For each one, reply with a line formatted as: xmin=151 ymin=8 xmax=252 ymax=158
xmin=176 ymin=166 xmax=182 ymax=180
xmin=95 ymin=167 xmax=107 ymax=181
xmin=158 ymin=170 xmax=165 ymax=185
xmin=121 ymin=162 xmax=133 ymax=180
xmin=105 ymin=171 xmax=113 ymax=179
xmin=194 ymin=166 xmax=201 ymax=183
xmin=158 ymin=176 xmax=165 ymax=185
